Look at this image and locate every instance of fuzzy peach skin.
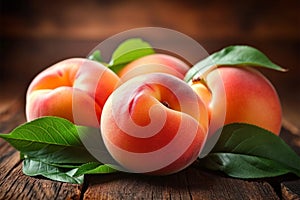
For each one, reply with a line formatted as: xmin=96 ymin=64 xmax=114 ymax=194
xmin=101 ymin=73 xmax=208 ymax=175
xmin=26 ymin=58 xmax=120 ymax=127
xmin=117 ymin=54 xmax=190 ymax=82
xmin=191 ymin=66 xmax=282 ymax=137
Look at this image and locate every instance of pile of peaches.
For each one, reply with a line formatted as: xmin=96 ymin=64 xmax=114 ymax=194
xmin=25 ymin=41 xmax=282 ymax=175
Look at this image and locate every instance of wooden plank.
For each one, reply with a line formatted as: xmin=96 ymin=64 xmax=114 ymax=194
xmin=1 ymin=0 xmax=299 ymax=41
xmin=0 ymin=140 xmax=20 ymax=181
xmin=0 ymin=97 xmax=82 ymax=200
xmin=280 ymin=120 xmax=300 ymax=200
xmin=0 ymin=141 xmax=82 ymax=200
xmin=281 ymin=179 xmax=300 ymax=200
xmin=83 ymin=165 xmax=279 ymax=200
xmin=0 ymin=88 xmax=26 ymax=134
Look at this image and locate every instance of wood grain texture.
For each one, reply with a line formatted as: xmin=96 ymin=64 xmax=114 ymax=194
xmin=281 ymin=179 xmax=300 ymax=200
xmin=83 ymin=165 xmax=279 ymax=200
xmin=0 ymin=141 xmax=82 ymax=200
xmin=0 ymin=100 xmax=82 ymax=200
xmin=1 ymin=0 xmax=299 ymax=40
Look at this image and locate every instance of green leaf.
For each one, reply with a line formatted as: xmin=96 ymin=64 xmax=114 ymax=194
xmin=0 ymin=116 xmax=119 ymax=183
xmin=201 ymin=153 xmax=295 ymax=178
xmin=73 ymin=162 xmax=117 ymax=177
xmin=0 ymin=117 xmax=98 ymax=164
xmin=108 ymin=38 xmax=155 ymax=73
xmin=22 ymin=158 xmax=116 ymax=183
xmin=88 ymin=50 xmax=103 ymax=63
xmin=23 ymin=158 xmax=84 ymax=184
xmin=185 ymin=45 xmax=286 ymax=82
xmin=199 ymin=123 xmax=300 ymax=178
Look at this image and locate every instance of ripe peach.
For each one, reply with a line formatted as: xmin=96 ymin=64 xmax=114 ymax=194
xmin=101 ymin=73 xmax=208 ymax=174
xmin=190 ymin=66 xmax=282 ymax=137
xmin=117 ymin=54 xmax=190 ymax=82
xmin=26 ymin=58 xmax=120 ymax=127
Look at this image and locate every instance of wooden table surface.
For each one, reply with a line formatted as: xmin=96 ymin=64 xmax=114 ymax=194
xmin=1 ymin=0 xmax=300 ymax=199
xmin=0 ymin=98 xmax=299 ymax=200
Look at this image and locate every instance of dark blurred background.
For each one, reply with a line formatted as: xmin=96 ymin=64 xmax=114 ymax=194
xmin=0 ymin=0 xmax=299 ymax=130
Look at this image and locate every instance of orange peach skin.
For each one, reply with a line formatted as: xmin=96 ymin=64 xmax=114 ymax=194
xmin=101 ymin=73 xmax=208 ymax=174
xmin=117 ymin=54 xmax=190 ymax=82
xmin=191 ymin=66 xmax=282 ymax=137
xmin=26 ymin=58 xmax=120 ymax=127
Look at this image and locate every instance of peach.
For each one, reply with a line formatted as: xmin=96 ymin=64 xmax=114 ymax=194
xmin=117 ymin=54 xmax=190 ymax=82
xmin=101 ymin=73 xmax=208 ymax=174
xmin=190 ymin=66 xmax=282 ymax=138
xmin=26 ymin=58 xmax=120 ymax=127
